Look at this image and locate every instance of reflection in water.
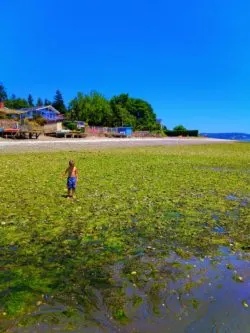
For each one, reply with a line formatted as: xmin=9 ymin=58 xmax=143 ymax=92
xmin=3 ymin=248 xmax=249 ymax=333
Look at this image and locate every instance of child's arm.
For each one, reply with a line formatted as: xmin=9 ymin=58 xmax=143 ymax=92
xmin=62 ymin=167 xmax=69 ymax=177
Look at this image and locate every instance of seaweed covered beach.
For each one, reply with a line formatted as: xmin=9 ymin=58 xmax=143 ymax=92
xmin=0 ymin=143 xmax=249 ymax=332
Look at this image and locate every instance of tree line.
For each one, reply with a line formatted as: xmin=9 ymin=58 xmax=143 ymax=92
xmin=0 ymin=83 xmax=192 ymax=132
xmin=0 ymin=84 xmax=67 ymax=114
xmin=0 ymin=83 xmax=162 ymax=130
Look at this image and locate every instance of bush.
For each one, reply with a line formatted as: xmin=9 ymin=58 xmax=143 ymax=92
xmin=165 ymin=130 xmax=199 ymax=137
xmin=173 ymin=125 xmax=187 ymax=131
xmin=151 ymin=130 xmax=166 ymax=137
xmin=63 ymin=121 xmax=77 ymax=131
xmin=33 ymin=116 xmax=47 ymax=126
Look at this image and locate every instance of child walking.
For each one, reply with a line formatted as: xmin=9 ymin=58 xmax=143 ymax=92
xmin=63 ymin=160 xmax=78 ymax=198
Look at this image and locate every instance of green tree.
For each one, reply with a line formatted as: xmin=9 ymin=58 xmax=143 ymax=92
xmin=110 ymin=98 xmax=136 ymax=127
xmin=36 ymin=98 xmax=43 ymax=107
xmin=173 ymin=125 xmax=187 ymax=131
xmin=110 ymin=94 xmax=157 ymax=130
xmin=52 ymin=90 xmax=67 ymax=114
xmin=128 ymin=98 xmax=157 ymax=130
xmin=44 ymin=99 xmax=52 ymax=106
xmin=28 ymin=94 xmax=34 ymax=107
xmin=69 ymin=91 xmax=113 ymax=126
xmin=5 ymin=98 xmax=29 ymax=109
xmin=0 ymin=83 xmax=7 ymax=102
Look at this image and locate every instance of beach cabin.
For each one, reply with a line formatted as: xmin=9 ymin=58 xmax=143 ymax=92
xmin=18 ymin=105 xmax=63 ymax=121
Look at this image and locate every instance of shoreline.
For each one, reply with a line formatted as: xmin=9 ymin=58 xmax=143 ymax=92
xmin=0 ymin=137 xmax=236 ymax=153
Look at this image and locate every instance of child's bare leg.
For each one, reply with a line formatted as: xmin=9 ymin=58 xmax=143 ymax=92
xmin=72 ymin=189 xmax=76 ymax=198
xmin=67 ymin=188 xmax=72 ymax=198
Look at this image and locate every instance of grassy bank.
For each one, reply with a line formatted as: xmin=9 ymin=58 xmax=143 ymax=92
xmin=0 ymin=143 xmax=249 ymax=331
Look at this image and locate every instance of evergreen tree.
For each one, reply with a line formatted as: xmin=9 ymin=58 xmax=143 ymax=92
xmin=36 ymin=98 xmax=43 ymax=107
xmin=52 ymin=90 xmax=67 ymax=114
xmin=0 ymin=83 xmax=7 ymax=102
xmin=28 ymin=94 xmax=34 ymax=107
xmin=44 ymin=99 xmax=52 ymax=106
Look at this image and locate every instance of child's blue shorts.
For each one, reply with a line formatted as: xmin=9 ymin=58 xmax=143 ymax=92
xmin=67 ymin=177 xmax=77 ymax=189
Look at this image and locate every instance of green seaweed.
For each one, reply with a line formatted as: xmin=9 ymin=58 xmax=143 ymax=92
xmin=0 ymin=143 xmax=249 ymax=330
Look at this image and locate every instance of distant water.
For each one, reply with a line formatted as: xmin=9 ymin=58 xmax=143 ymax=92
xmin=201 ymin=133 xmax=250 ymax=141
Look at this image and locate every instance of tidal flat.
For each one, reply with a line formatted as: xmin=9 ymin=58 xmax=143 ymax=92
xmin=0 ymin=143 xmax=249 ymax=332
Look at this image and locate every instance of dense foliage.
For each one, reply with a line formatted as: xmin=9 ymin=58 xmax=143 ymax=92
xmin=69 ymin=92 xmax=159 ymax=130
xmin=173 ymin=125 xmax=187 ymax=131
xmin=1 ymin=83 xmax=197 ymax=131
xmin=166 ymin=129 xmax=199 ymax=137
xmin=0 ymin=83 xmax=161 ymax=130
xmin=4 ymin=98 xmax=30 ymax=109
xmin=69 ymin=91 xmax=113 ymax=126
xmin=0 ymin=143 xmax=249 ymax=331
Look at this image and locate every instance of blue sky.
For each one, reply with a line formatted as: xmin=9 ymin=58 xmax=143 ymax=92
xmin=1 ymin=0 xmax=250 ymax=132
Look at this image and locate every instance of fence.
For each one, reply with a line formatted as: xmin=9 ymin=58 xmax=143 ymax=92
xmin=0 ymin=120 xmax=19 ymax=129
xmin=85 ymin=126 xmax=132 ymax=136
xmin=133 ymin=131 xmax=151 ymax=137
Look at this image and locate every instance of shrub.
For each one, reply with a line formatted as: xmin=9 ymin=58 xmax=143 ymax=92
xmin=165 ymin=130 xmax=199 ymax=137
xmin=173 ymin=125 xmax=187 ymax=131
xmin=63 ymin=121 xmax=77 ymax=131
xmin=33 ymin=116 xmax=47 ymax=126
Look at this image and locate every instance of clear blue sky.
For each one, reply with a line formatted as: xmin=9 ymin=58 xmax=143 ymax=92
xmin=1 ymin=0 xmax=250 ymax=132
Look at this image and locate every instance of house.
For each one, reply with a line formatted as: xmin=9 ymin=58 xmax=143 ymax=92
xmin=19 ymin=105 xmax=64 ymax=121
xmin=0 ymin=103 xmax=64 ymax=134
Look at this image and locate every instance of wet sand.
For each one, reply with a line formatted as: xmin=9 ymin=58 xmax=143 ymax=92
xmin=0 ymin=137 xmax=234 ymax=153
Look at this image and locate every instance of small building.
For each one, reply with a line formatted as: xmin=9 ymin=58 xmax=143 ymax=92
xmin=44 ymin=122 xmax=63 ymax=134
xmin=19 ymin=105 xmax=63 ymax=121
xmin=116 ymin=127 xmax=133 ymax=136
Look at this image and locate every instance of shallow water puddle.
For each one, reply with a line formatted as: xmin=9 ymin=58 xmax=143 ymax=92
xmin=5 ymin=248 xmax=249 ymax=333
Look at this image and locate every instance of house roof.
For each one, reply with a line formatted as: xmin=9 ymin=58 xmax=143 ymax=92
xmin=19 ymin=105 xmax=60 ymax=114
xmin=0 ymin=107 xmax=26 ymax=115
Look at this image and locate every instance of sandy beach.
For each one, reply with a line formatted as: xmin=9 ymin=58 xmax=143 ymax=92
xmin=0 ymin=136 xmax=234 ymax=153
